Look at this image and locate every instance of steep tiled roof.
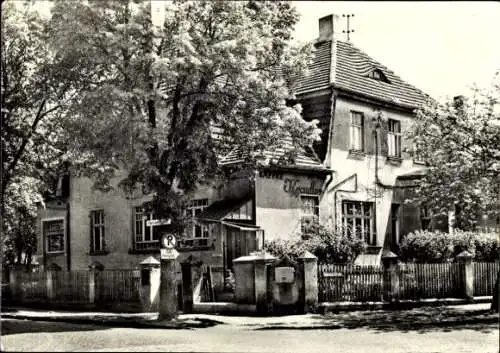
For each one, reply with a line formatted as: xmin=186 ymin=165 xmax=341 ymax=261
xmin=219 ymin=141 xmax=327 ymax=172
xmin=293 ymin=40 xmax=332 ymax=94
xmin=294 ymin=39 xmax=431 ymax=109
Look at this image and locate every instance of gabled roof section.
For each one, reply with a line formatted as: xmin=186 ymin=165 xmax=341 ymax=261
xmin=293 ymin=39 xmax=431 ymax=109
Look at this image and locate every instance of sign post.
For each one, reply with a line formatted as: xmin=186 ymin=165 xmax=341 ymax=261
xmin=158 ymin=233 xmax=179 ymax=321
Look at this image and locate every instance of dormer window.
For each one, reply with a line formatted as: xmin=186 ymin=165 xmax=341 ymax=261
xmin=368 ymin=69 xmax=389 ymax=83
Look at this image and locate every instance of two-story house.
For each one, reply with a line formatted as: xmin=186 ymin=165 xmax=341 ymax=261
xmin=289 ymin=14 xmax=433 ymax=264
xmin=36 ymin=13 xmax=433 ymax=273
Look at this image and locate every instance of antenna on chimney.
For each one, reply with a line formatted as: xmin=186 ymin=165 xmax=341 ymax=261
xmin=342 ymin=14 xmax=355 ymax=41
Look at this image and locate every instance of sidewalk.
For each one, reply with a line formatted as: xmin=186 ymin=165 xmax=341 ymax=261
xmin=1 ymin=302 xmax=498 ymax=331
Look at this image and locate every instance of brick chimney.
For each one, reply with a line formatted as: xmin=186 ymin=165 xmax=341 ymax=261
xmin=318 ymin=14 xmax=339 ymax=41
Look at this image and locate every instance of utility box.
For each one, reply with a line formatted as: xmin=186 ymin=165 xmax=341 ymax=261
xmin=275 ymin=267 xmax=295 ymax=284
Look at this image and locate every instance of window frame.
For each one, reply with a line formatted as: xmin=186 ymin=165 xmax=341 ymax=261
xmin=42 ymin=217 xmax=66 ymax=254
xmin=133 ymin=206 xmax=168 ymax=250
xmin=300 ymin=194 xmax=320 ymax=233
xmin=341 ymin=200 xmax=377 ymax=246
xmin=90 ymin=209 xmax=105 ymax=253
xmin=387 ymin=118 xmax=402 ymax=158
xmin=413 ymin=142 xmax=425 ymax=164
xmin=186 ymin=199 xmax=210 ymax=247
xmin=420 ymin=204 xmax=432 ymax=230
xmin=349 ymin=111 xmax=365 ymax=152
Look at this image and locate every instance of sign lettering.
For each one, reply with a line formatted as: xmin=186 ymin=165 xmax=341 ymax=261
xmin=283 ymin=179 xmax=322 ymax=197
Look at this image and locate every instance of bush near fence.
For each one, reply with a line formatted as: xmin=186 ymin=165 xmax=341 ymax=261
xmin=318 ymin=261 xmax=499 ymax=303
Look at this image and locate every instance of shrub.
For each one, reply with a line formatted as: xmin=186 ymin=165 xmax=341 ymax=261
xmin=264 ymin=222 xmax=366 ymax=264
xmin=399 ymin=229 xmax=499 ymax=263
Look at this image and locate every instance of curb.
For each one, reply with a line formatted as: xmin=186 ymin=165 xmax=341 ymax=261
xmin=4 ymin=313 xmax=496 ymax=331
xmin=318 ymin=297 xmax=493 ymax=314
xmin=0 ymin=314 xmax=225 ymax=330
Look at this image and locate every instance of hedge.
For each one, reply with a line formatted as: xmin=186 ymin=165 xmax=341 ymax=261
xmin=399 ymin=230 xmax=499 ymax=263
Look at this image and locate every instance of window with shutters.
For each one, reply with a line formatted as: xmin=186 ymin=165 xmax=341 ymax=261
xmin=90 ymin=210 xmax=105 ymax=253
xmin=342 ymin=201 xmax=376 ymax=245
xmin=388 ymin=119 xmax=402 ymax=158
xmin=350 ymin=111 xmax=364 ymax=152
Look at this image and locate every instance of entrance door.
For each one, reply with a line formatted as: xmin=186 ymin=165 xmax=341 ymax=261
xmin=225 ymin=228 xmax=257 ymax=270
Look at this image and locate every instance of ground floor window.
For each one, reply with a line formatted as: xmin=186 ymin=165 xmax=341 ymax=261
xmin=300 ymin=195 xmax=320 ymax=234
xmin=43 ymin=219 xmax=65 ymax=253
xmin=90 ymin=210 xmax=105 ymax=253
xmin=133 ymin=207 xmax=170 ymax=250
xmin=420 ymin=204 xmax=431 ymax=230
xmin=342 ymin=200 xmax=376 ymax=245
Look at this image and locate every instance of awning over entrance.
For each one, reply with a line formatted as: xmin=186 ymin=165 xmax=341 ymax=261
xmin=221 ymin=221 xmax=261 ymax=232
xmin=196 ymin=195 xmax=252 ymax=222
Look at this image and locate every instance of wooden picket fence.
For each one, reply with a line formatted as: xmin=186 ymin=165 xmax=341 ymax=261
xmin=398 ymin=262 xmax=461 ymax=299
xmin=10 ymin=269 xmax=141 ymax=306
xmin=53 ymin=270 xmax=90 ymax=303
xmin=318 ymin=264 xmax=384 ymax=302
xmin=318 ymin=261 xmax=498 ymax=303
xmin=473 ymin=262 xmax=499 ymax=296
xmin=15 ymin=271 xmax=47 ymax=300
xmin=95 ymin=270 xmax=141 ymax=302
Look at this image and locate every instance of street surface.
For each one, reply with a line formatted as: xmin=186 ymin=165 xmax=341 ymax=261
xmin=1 ymin=315 xmax=498 ymax=352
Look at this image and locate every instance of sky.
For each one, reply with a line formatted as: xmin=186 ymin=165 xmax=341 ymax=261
xmin=23 ymin=1 xmax=500 ymax=101
xmin=292 ymin=1 xmax=500 ymax=101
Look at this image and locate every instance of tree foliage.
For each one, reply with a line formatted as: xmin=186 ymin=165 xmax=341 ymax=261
xmin=1 ymin=2 xmax=76 ymax=265
xmin=47 ymin=0 xmax=320 ymax=222
xmin=408 ymin=72 xmax=500 ymax=230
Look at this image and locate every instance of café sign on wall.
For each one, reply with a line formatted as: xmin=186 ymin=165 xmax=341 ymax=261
xmin=283 ymin=178 xmax=322 ymax=197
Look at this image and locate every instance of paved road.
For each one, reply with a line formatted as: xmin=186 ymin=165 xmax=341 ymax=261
xmin=1 ymin=318 xmax=498 ymax=353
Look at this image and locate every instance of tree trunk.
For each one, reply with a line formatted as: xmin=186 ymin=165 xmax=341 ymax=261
xmin=491 ymin=269 xmax=499 ymax=312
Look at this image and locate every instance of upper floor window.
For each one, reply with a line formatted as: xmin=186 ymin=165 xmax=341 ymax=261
xmin=301 ymin=195 xmax=319 ymax=234
xmin=43 ymin=219 xmax=65 ymax=253
xmin=90 ymin=210 xmax=105 ymax=253
xmin=350 ymin=111 xmax=364 ymax=152
xmin=133 ymin=207 xmax=170 ymax=250
xmin=388 ymin=119 xmax=402 ymax=158
xmin=186 ymin=199 xmax=209 ymax=246
xmin=342 ymin=201 xmax=376 ymax=246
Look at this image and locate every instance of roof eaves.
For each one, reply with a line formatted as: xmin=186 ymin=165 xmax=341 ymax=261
xmin=334 ymin=85 xmax=421 ymax=111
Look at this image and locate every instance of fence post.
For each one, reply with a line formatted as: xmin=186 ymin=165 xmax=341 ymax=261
xmin=382 ymin=250 xmax=400 ymax=302
xmin=46 ymin=270 xmax=54 ymax=300
xmin=298 ymin=251 xmax=318 ymax=313
xmin=456 ymin=251 xmax=474 ymax=300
